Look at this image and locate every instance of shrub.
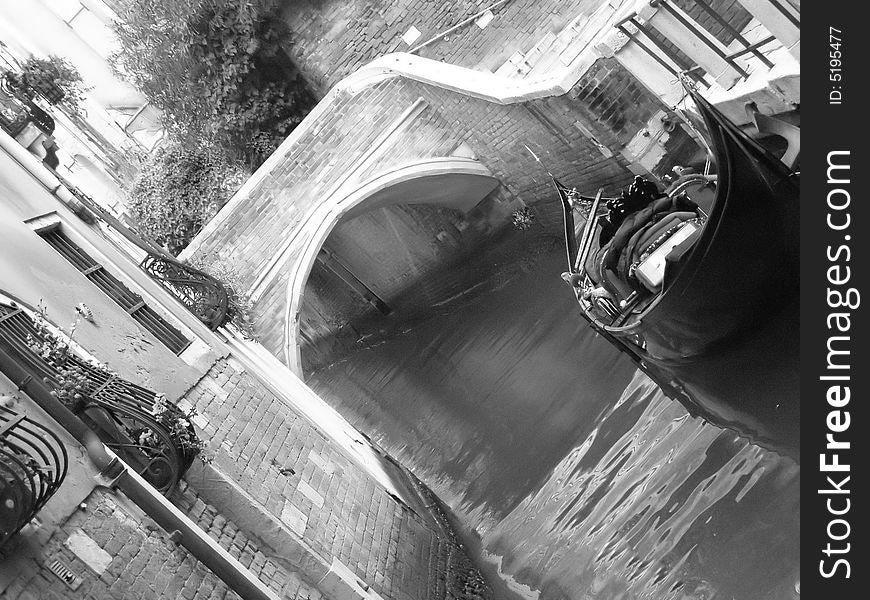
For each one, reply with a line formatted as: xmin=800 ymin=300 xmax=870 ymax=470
xmin=112 ymin=0 xmax=314 ymax=168
xmin=127 ymin=140 xmax=247 ymax=255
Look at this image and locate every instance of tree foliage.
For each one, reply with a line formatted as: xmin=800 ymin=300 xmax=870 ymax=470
xmin=112 ymin=0 xmax=314 ymax=167
xmin=127 ymin=140 xmax=247 ymax=255
xmin=6 ymin=55 xmax=89 ymax=112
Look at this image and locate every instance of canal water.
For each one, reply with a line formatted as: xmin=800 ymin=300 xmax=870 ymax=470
xmin=306 ymin=248 xmax=800 ymax=600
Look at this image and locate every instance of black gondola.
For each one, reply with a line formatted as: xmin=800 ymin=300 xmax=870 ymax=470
xmin=556 ymin=87 xmax=799 ymax=459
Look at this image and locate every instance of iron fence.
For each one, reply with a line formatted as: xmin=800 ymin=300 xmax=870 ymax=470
xmin=0 ymin=301 xmax=199 ymax=494
xmin=615 ymin=0 xmax=782 ymax=88
xmin=0 ymin=406 xmax=67 ymax=549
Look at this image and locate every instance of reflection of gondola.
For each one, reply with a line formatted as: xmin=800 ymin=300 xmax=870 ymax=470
xmin=556 ymin=88 xmax=799 ymax=457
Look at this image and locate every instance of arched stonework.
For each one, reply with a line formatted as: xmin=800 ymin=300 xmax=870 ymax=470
xmin=280 ymin=157 xmax=499 ymax=373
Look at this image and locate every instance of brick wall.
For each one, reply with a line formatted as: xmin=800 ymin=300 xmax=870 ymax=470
xmin=281 ymin=0 xmax=605 ymax=95
xmin=191 ymin=79 xmax=418 ymax=297
xmin=673 ymin=0 xmax=755 ymax=46
xmin=1 ymin=490 xmax=240 ymax=600
xmin=556 ymin=56 xmax=664 ymax=151
xmin=183 ymin=358 xmax=455 ymax=600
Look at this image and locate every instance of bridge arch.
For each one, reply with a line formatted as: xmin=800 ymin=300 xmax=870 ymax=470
xmin=281 ymin=156 xmax=500 ymax=374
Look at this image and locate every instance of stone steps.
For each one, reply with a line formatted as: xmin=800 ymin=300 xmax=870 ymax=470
xmin=492 ymin=2 xmax=623 ymax=80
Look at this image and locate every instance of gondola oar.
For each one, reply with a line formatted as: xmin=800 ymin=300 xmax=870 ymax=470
xmin=573 ymin=187 xmax=604 ymax=275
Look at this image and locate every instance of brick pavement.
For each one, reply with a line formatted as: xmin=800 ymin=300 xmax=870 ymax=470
xmin=1 ymin=357 xmax=487 ymax=600
xmin=1 ymin=491 xmax=242 ymax=600
xmin=173 ymin=484 xmax=323 ymax=599
xmin=183 ymin=357 xmax=453 ymax=600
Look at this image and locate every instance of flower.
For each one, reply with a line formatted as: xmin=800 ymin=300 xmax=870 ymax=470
xmin=138 ymin=429 xmax=159 ymax=448
xmin=511 ymin=206 xmax=536 ymax=231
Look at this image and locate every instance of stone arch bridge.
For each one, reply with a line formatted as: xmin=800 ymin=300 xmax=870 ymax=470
xmin=181 ymin=0 xmax=799 ymax=375
xmin=181 ymin=61 xmax=643 ymax=373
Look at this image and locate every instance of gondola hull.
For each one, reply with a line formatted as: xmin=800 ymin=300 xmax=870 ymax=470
xmin=610 ymin=91 xmax=799 ymax=360
xmin=562 ymin=89 xmax=800 ymax=458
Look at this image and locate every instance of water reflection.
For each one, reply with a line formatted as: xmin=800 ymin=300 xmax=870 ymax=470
xmin=308 ymin=250 xmax=637 ymax=528
xmin=484 ymin=373 xmax=799 ymax=600
xmin=306 ymin=249 xmax=799 ymax=600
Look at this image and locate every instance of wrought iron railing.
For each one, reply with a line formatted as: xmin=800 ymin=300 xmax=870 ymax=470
xmin=615 ymin=0 xmax=782 ymax=88
xmin=53 ymin=179 xmax=232 ymax=332
xmin=615 ymin=13 xmax=710 ymax=88
xmin=1 ymin=406 xmax=68 ymax=549
xmin=684 ymin=0 xmax=775 ymax=69
xmin=0 ymin=301 xmax=199 ymax=493
xmin=140 ymin=254 xmax=230 ymax=331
